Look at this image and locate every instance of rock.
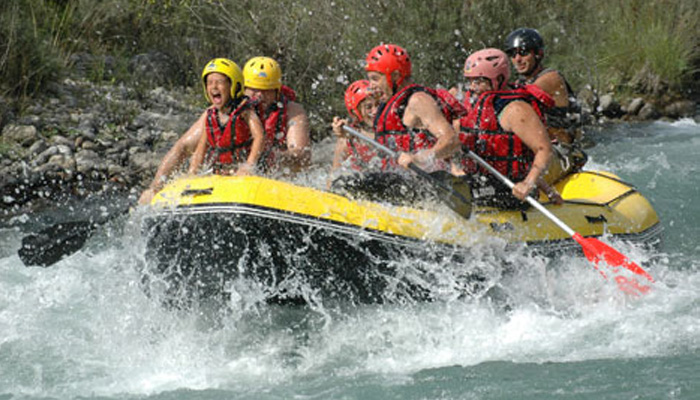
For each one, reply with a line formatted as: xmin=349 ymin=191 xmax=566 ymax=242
xmin=664 ymin=100 xmax=696 ymax=118
xmin=75 ymin=149 xmax=103 ymax=173
xmin=627 ymin=98 xmax=645 ymax=116
xmin=43 ymin=154 xmax=76 ymax=172
xmin=577 ymin=86 xmax=598 ymax=115
xmin=77 ymin=117 xmax=97 ymax=139
xmin=597 ymin=94 xmax=622 ymax=118
xmin=29 ymin=139 xmax=49 ymax=156
xmin=33 ymin=146 xmax=59 ymax=166
xmin=50 ymin=135 xmax=76 ymax=150
xmin=129 ymin=151 xmax=160 ymax=173
xmin=2 ymin=124 xmax=39 ymax=146
xmin=638 ymin=103 xmax=660 ymax=120
xmin=56 ymin=144 xmax=73 ymax=156
xmin=80 ymin=140 xmax=101 ymax=151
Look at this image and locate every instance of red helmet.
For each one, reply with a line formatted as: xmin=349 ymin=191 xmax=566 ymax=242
xmin=344 ymin=80 xmax=372 ymax=122
xmin=464 ymin=48 xmax=510 ymax=90
xmin=365 ymin=44 xmax=412 ymax=89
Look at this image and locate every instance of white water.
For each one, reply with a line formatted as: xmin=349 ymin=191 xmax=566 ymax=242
xmin=1 ymin=120 xmax=699 ymax=399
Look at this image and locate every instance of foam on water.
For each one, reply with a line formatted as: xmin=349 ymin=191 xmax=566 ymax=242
xmin=1 ymin=121 xmax=699 ymax=398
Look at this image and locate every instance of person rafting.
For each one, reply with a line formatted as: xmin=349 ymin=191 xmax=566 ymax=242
xmin=329 ymin=79 xmax=380 ymax=181
xmin=454 ymin=48 xmax=559 ymax=209
xmin=364 ymin=44 xmax=465 ymax=173
xmin=329 ymin=44 xmax=467 ymax=204
xmin=139 ymin=58 xmax=249 ymax=204
xmin=187 ymin=59 xmax=265 ymax=175
xmin=505 ymin=27 xmax=587 ymax=184
xmin=242 ymin=56 xmax=311 ymax=175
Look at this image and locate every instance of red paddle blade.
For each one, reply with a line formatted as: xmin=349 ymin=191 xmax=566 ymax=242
xmin=572 ymin=233 xmax=654 ymax=296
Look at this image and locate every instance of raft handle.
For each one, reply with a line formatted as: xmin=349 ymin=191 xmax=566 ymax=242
xmin=585 ymin=214 xmax=608 ymax=224
xmin=181 ymin=188 xmax=213 ymax=197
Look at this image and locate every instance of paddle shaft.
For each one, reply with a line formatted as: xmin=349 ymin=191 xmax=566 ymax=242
xmin=342 ymin=125 xmax=440 ymax=182
xmin=341 ymin=125 xmax=472 ymax=218
xmin=467 ymin=151 xmax=575 ymax=236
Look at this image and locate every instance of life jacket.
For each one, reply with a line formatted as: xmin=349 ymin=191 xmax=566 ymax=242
xmin=458 ymin=85 xmax=550 ymax=181
xmin=258 ymin=85 xmax=297 ymax=169
xmin=373 ymin=84 xmax=465 ymax=169
xmin=516 ymin=68 xmax=581 ymax=134
xmin=205 ymin=97 xmax=255 ymax=171
xmin=345 ymin=124 xmax=378 ymax=171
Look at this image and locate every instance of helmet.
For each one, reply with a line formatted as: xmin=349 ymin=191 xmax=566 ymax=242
xmin=344 ymin=80 xmax=371 ymax=122
xmin=504 ymin=28 xmax=544 ymax=59
xmin=365 ymin=44 xmax=412 ymax=89
xmin=463 ymin=48 xmax=510 ymax=91
xmin=201 ymin=58 xmax=244 ymax=103
xmin=243 ymin=56 xmax=282 ymax=90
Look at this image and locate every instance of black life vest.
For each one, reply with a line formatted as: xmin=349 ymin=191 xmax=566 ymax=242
xmin=516 ymin=68 xmax=581 ymax=132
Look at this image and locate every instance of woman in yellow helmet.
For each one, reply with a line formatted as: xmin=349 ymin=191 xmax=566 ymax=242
xmin=243 ymin=56 xmax=311 ymax=174
xmin=139 ymin=58 xmax=263 ymax=203
xmin=188 ymin=59 xmax=264 ymax=175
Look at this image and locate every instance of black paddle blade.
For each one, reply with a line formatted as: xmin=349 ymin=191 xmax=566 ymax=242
xmin=18 ymin=221 xmax=96 ymax=267
xmin=427 ymin=170 xmax=473 ymax=218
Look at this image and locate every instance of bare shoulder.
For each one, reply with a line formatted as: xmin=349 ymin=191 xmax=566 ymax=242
xmin=502 ymin=100 xmax=538 ymax=122
xmin=407 ymin=90 xmax=434 ymax=106
xmin=533 ymin=70 xmax=567 ymax=94
xmin=287 ymin=101 xmax=308 ymax=119
xmin=405 ymin=91 xmax=440 ymax=116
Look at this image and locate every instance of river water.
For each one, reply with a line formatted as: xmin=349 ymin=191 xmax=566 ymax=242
xmin=1 ymin=119 xmax=699 ymax=399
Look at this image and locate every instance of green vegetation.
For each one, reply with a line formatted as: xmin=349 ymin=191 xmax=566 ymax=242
xmin=1 ymin=0 xmax=698 ymax=132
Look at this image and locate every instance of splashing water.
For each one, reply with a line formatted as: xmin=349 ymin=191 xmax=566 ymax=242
xmin=1 ymin=121 xmax=699 ymax=399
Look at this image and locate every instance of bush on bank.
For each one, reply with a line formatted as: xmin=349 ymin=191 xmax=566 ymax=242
xmin=1 ymin=0 xmax=698 ymax=134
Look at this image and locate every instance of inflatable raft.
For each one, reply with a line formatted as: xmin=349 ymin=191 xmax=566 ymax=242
xmin=142 ymin=171 xmax=661 ymax=305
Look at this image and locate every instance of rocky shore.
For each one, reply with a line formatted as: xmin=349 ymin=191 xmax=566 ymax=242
xmin=1 ymin=56 xmax=698 ymax=219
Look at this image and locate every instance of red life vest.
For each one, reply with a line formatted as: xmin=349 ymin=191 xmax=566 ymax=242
xmin=205 ymin=98 xmax=255 ymax=170
xmin=345 ymin=124 xmax=377 ymax=171
xmin=258 ymin=85 xmax=297 ymax=169
xmin=373 ymin=84 xmax=465 ymax=169
xmin=458 ymin=85 xmax=551 ymax=181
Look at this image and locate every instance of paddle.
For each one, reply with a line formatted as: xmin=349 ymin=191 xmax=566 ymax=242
xmin=18 ymin=201 xmax=131 ymax=268
xmin=342 ymin=125 xmax=472 ymax=218
xmin=466 ymin=150 xmax=654 ymax=296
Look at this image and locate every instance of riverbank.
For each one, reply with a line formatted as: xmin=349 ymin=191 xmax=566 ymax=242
xmin=1 ymin=70 xmax=698 ymax=218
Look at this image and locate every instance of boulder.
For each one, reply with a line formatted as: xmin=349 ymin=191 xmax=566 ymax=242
xmin=663 ymin=100 xmax=696 ymax=118
xmin=50 ymin=135 xmax=76 ymax=150
xmin=626 ymin=98 xmax=645 ymax=116
xmin=3 ymin=124 xmax=39 ymax=146
xmin=75 ymin=149 xmax=103 ymax=173
xmin=597 ymin=94 xmax=622 ymax=118
xmin=638 ymin=103 xmax=660 ymax=120
xmin=577 ymin=86 xmax=598 ymax=115
xmin=28 ymin=140 xmax=49 ymax=156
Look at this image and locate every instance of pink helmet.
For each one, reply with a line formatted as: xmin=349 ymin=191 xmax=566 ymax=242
xmin=344 ymin=80 xmax=371 ymax=122
xmin=365 ymin=44 xmax=412 ymax=89
xmin=463 ymin=48 xmax=510 ymax=90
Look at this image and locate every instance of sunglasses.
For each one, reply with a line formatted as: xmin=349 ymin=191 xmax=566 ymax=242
xmin=506 ymin=48 xmax=532 ymax=58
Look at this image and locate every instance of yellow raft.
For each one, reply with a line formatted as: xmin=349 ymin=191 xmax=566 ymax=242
xmin=143 ymin=171 xmax=661 ymax=304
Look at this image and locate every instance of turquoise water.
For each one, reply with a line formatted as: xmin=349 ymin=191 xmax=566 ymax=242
xmin=1 ymin=119 xmax=699 ymax=399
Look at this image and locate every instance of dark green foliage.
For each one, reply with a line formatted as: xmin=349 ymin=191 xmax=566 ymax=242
xmin=1 ymin=0 xmax=698 ymax=135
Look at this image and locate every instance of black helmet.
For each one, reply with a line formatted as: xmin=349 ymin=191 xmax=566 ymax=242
xmin=504 ymin=28 xmax=544 ymax=56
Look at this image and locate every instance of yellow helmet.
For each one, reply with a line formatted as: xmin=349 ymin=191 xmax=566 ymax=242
xmin=243 ymin=57 xmax=282 ymax=90
xmin=201 ymin=58 xmax=244 ymax=103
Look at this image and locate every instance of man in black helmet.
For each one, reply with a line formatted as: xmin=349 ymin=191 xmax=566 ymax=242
xmin=504 ymin=27 xmax=587 ymax=184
